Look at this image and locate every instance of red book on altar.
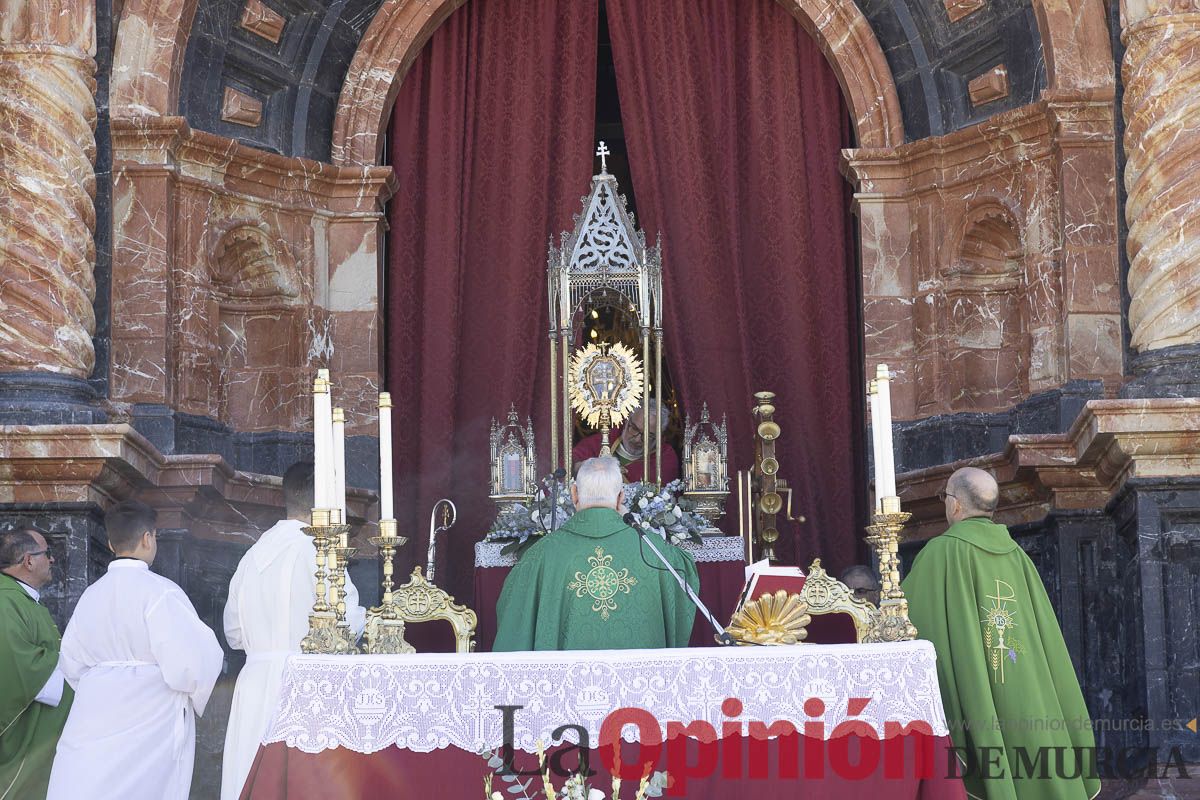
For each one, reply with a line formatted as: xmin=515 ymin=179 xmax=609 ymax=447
xmin=734 ymin=560 xmax=806 ymax=613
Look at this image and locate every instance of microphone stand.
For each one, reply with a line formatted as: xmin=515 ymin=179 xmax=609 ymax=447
xmin=623 ymin=512 xmax=737 ymax=646
xmin=548 ymin=467 xmax=567 ymax=532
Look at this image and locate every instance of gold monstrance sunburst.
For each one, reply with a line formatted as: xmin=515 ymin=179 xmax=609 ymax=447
xmin=569 ymin=342 xmax=644 ymax=456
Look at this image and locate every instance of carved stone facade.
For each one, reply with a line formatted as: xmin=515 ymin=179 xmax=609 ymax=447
xmin=847 ymin=93 xmax=1122 ymax=419
xmin=1121 ymin=0 xmax=1200 ymax=353
xmin=0 ymin=0 xmax=98 ymax=377
xmin=109 ymin=116 xmax=395 ymax=436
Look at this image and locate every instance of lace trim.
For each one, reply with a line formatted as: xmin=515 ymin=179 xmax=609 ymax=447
xmin=264 ymin=642 xmax=949 ymax=754
xmin=475 ymin=535 xmax=744 ymax=569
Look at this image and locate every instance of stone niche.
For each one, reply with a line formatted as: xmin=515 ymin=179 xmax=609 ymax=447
xmin=210 ymin=222 xmax=310 ymax=432
xmin=942 ymin=203 xmax=1028 ymax=410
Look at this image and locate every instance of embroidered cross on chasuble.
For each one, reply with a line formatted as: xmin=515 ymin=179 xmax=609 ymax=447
xmin=493 ymin=507 xmax=699 ymax=651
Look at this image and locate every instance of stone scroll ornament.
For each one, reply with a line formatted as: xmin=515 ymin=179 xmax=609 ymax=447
xmin=0 ymin=4 xmax=99 ymax=376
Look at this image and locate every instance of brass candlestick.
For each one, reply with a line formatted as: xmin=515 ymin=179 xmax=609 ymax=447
xmin=301 ymin=508 xmax=359 ymax=654
xmin=365 ymin=518 xmax=414 ymax=654
xmin=864 ymin=495 xmax=918 ymax=642
xmin=333 ymin=540 xmax=358 ymax=645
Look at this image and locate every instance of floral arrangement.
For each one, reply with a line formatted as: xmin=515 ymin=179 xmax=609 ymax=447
xmin=621 ymin=480 xmax=706 ymax=547
xmin=486 ymin=477 xmax=577 ymax=559
xmin=486 ymin=476 xmax=706 ymax=559
xmin=482 ymin=743 xmax=668 ymax=800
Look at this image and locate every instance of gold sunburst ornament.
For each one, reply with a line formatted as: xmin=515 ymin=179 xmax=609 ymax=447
xmin=725 ymin=589 xmax=812 ymax=645
xmin=569 ymin=342 xmax=644 ymax=454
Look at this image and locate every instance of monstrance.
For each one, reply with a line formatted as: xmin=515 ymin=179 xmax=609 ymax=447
xmin=547 ymin=141 xmax=664 ymax=481
xmin=569 ymin=342 xmax=644 ymax=455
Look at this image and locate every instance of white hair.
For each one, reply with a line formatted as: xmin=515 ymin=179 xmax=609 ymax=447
xmin=574 ymin=456 xmax=624 ymax=508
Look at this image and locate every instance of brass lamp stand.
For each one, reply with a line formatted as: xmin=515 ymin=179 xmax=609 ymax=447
xmin=864 ymin=495 xmax=918 ymax=641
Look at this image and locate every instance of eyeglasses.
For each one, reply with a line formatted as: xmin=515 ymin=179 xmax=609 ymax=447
xmin=937 ymin=490 xmax=958 ymax=502
xmin=25 ymin=549 xmax=49 ymax=559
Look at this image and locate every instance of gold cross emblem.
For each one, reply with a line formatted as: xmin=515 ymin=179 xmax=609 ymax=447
xmin=980 ymin=579 xmax=1021 ymax=684
xmin=569 ymin=547 xmax=637 ymax=620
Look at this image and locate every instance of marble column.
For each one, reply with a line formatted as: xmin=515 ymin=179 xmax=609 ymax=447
xmin=0 ymin=0 xmax=98 ymax=380
xmin=1122 ymin=0 xmax=1200 ymax=353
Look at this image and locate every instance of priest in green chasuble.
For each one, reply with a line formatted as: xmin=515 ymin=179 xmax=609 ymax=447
xmin=494 ymin=456 xmax=698 ymax=651
xmin=0 ymin=529 xmax=73 ymax=800
xmin=903 ymin=467 xmax=1100 ymax=800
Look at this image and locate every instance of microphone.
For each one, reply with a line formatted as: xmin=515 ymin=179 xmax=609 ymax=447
xmin=622 ymin=513 xmax=737 ymax=646
xmin=548 ymin=468 xmax=567 ymax=531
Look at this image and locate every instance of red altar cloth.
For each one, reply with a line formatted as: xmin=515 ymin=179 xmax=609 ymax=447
xmin=244 ymin=732 xmax=965 ymax=799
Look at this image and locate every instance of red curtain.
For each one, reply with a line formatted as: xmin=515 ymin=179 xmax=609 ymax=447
xmin=386 ymin=0 xmax=598 ymax=601
xmin=606 ymin=0 xmax=866 ymax=570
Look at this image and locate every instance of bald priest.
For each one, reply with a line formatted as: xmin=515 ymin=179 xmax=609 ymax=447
xmin=494 ymin=456 xmax=698 ymax=651
xmin=903 ymin=467 xmax=1100 ymax=800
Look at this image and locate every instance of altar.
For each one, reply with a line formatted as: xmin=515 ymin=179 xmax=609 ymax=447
xmin=240 ymin=642 xmax=967 ymax=799
xmin=473 ymin=536 xmax=747 ymax=649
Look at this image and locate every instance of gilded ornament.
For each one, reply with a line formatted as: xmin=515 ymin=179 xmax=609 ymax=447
xmin=726 ymin=589 xmax=811 ymax=645
xmin=568 ymin=342 xmax=644 ymax=429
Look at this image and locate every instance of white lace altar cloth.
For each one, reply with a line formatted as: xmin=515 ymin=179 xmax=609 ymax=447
xmin=263 ymin=641 xmax=948 ymax=755
xmin=474 ymin=535 xmax=745 ymax=569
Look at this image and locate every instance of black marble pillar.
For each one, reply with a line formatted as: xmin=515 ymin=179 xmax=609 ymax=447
xmin=0 ymin=504 xmax=108 ymax=626
xmin=1110 ymin=480 xmax=1200 ymax=765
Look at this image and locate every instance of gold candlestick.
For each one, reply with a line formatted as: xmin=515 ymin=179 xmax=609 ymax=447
xmin=333 ymin=542 xmax=358 ymax=645
xmin=864 ymin=495 xmax=918 ymax=642
xmin=365 ymin=518 xmax=414 ymax=654
xmin=301 ymin=508 xmax=359 ymax=654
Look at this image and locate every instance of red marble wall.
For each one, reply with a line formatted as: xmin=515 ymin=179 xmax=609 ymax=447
xmin=109 ymin=117 xmax=395 ymax=436
xmin=847 ymin=93 xmax=1121 ymax=420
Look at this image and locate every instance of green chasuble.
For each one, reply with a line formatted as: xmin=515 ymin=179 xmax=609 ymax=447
xmin=902 ymin=517 xmax=1099 ymax=800
xmin=0 ymin=573 xmax=73 ymax=800
xmin=494 ymin=507 xmax=699 ymax=651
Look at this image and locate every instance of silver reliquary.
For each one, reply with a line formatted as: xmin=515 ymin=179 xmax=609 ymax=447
xmin=489 ymin=406 xmax=537 ymax=510
xmin=683 ymin=403 xmax=729 ymax=534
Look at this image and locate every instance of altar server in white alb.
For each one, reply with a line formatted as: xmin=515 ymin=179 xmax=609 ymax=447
xmin=220 ymin=462 xmax=366 ymax=800
xmin=46 ymin=500 xmax=224 ymax=800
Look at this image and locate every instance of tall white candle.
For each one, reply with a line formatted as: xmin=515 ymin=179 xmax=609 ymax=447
xmin=379 ymin=392 xmax=393 ymax=520
xmin=333 ymin=407 xmax=347 ymax=518
xmin=868 ymin=380 xmax=883 ymax=513
xmin=313 ymin=370 xmax=333 ymax=510
xmin=875 ymin=363 xmax=896 ymax=499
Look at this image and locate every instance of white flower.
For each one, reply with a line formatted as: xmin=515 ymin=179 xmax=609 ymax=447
xmin=588 ymin=790 xmax=606 ymax=800
xmin=673 ymin=506 xmax=683 ymax=519
xmin=531 ymin=509 xmax=541 ymax=523
xmin=638 ymin=497 xmax=649 ymax=509
xmin=492 ymin=793 xmax=503 ymax=800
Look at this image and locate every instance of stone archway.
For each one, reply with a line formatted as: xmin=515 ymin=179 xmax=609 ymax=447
xmin=329 ymin=0 xmax=905 ymax=168
xmin=110 ymin=0 xmax=202 ymax=118
xmin=1031 ymin=0 xmax=1112 ymax=91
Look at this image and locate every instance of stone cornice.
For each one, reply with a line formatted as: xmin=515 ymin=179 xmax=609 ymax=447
xmin=896 ymin=399 xmax=1200 ymax=540
xmin=112 ymin=116 xmax=398 ymax=215
xmin=844 ymin=93 xmax=1115 ymax=200
xmin=0 ymin=424 xmax=377 ymax=540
